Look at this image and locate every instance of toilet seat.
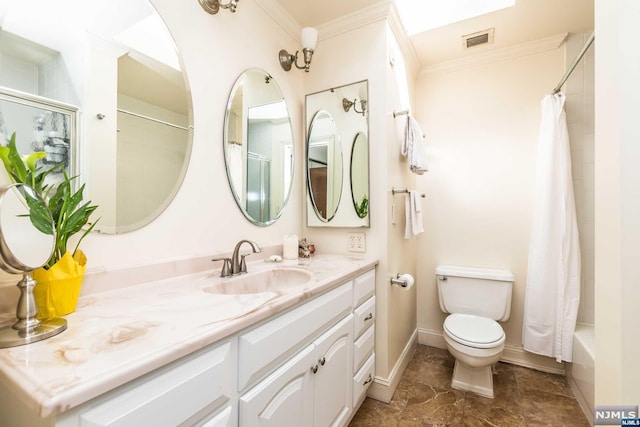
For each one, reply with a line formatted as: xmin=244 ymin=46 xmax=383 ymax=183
xmin=444 ymin=313 xmax=505 ymax=349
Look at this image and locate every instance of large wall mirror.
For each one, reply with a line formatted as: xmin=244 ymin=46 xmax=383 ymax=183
xmin=306 ymin=80 xmax=369 ymax=227
xmin=223 ymin=68 xmax=294 ymax=226
xmin=0 ymin=0 xmax=193 ymax=234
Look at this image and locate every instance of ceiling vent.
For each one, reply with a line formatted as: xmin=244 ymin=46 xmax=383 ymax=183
xmin=462 ymin=28 xmax=495 ymax=49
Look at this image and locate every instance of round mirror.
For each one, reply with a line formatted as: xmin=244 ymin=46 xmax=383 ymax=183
xmin=0 ymin=0 xmax=193 ymax=234
xmin=0 ymin=184 xmax=54 ymax=273
xmin=307 ymin=110 xmax=343 ymax=222
xmin=223 ymin=68 xmax=294 ymax=226
xmin=350 ymin=132 xmax=369 ymax=219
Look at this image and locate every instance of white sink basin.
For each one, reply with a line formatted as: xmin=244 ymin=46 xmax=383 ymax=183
xmin=203 ymin=267 xmax=313 ymax=295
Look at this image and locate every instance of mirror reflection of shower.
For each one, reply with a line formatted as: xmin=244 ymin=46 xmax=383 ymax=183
xmin=245 ymin=101 xmax=293 ymax=223
xmin=0 ymin=89 xmax=76 ymax=188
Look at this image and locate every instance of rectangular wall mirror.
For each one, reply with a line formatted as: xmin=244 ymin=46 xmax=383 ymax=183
xmin=305 ymin=80 xmax=369 ymax=228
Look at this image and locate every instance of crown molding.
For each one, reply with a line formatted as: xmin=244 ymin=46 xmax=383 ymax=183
xmin=253 ymin=0 xmax=301 ymax=42
xmin=252 ymin=0 xmax=420 ymax=70
xmin=420 ymin=32 xmax=569 ymax=76
xmin=385 ymin=2 xmax=420 ymax=72
xmin=315 ymin=1 xmax=392 ymax=40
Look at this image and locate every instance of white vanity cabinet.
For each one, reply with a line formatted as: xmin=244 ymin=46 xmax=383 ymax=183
xmin=0 ymin=264 xmax=377 ymax=427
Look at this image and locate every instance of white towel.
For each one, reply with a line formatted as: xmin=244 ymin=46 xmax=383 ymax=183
xmin=401 ymin=115 xmax=428 ymax=175
xmin=404 ymin=190 xmax=424 ymax=239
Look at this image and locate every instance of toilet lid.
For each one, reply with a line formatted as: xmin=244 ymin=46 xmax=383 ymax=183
xmin=444 ymin=313 xmax=505 ymax=349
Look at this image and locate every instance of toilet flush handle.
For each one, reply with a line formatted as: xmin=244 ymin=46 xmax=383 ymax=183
xmin=439 ymin=276 xmax=448 ymax=281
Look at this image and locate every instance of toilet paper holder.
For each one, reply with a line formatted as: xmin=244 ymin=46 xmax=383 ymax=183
xmin=390 ymin=274 xmax=409 ymax=287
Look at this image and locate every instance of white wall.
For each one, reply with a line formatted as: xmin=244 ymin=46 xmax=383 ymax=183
xmin=414 ymin=39 xmax=565 ymax=366
xmin=302 ymin=17 xmax=419 ymax=394
xmin=594 ymin=0 xmax=640 ymax=407
xmin=383 ymin=25 xmax=419 ymax=385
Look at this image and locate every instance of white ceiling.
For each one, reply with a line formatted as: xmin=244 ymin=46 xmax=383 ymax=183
xmin=273 ymin=0 xmax=594 ymax=67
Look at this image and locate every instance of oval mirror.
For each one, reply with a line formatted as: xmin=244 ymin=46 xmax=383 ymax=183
xmin=307 ymin=110 xmax=343 ymax=222
xmin=350 ymin=132 xmax=369 ymax=219
xmin=223 ymin=68 xmax=294 ymax=226
xmin=0 ymin=184 xmax=54 ymax=273
xmin=0 ymin=0 xmax=193 ymax=234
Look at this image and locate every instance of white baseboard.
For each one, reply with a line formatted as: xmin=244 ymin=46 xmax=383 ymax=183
xmin=367 ymin=329 xmax=418 ymax=403
xmin=417 ymin=327 xmax=565 ymax=375
xmin=417 ymin=327 xmax=447 ymax=349
xmin=567 ymin=372 xmax=594 ymax=425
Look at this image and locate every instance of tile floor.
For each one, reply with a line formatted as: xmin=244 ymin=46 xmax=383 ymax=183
xmin=349 ymin=345 xmax=590 ymax=427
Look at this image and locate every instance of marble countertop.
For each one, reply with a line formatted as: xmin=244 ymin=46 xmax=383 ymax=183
xmin=0 ymin=254 xmax=377 ymax=418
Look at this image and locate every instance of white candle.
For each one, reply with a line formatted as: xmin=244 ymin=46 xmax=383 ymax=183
xmin=283 ymin=234 xmax=298 ymax=260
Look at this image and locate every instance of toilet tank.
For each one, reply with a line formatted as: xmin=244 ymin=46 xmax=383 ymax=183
xmin=436 ymin=265 xmax=514 ymax=322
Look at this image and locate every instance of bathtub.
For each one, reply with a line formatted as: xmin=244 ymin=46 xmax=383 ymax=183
xmin=567 ymin=323 xmax=594 ymax=424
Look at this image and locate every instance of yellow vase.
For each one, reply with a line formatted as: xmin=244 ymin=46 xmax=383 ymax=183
xmin=32 ymin=250 xmax=87 ymax=319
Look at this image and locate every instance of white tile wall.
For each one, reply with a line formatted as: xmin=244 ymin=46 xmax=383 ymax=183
xmin=0 ymin=54 xmax=38 ymax=93
xmin=565 ymin=32 xmax=595 ymax=325
xmin=0 ymin=51 xmax=76 ymax=105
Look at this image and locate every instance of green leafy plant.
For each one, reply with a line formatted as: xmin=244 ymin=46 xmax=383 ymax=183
xmin=0 ymin=132 xmax=98 ymax=268
xmin=354 ymin=195 xmax=368 ymax=218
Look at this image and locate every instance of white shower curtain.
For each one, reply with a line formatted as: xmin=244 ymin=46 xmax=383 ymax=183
xmin=522 ymin=93 xmax=581 ymax=363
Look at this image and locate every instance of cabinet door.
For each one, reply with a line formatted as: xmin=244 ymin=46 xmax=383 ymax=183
xmin=313 ymin=314 xmax=353 ymax=427
xmin=239 ymin=344 xmax=315 ymax=427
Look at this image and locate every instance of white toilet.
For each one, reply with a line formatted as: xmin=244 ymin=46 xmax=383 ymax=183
xmin=436 ymin=264 xmax=514 ymax=398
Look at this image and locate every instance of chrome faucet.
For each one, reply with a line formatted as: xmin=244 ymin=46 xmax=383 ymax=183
xmin=230 ymin=240 xmax=261 ymax=275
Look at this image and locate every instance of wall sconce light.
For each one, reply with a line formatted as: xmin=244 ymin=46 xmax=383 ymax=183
xmin=343 ymin=98 xmax=367 ymax=116
xmin=279 ymin=27 xmax=318 ymax=72
xmin=198 ymin=0 xmax=239 ymax=14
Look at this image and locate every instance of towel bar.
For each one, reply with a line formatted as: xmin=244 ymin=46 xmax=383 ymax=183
xmin=392 ymin=187 xmax=425 ymax=198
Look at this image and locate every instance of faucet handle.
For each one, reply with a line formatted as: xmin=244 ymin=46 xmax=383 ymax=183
xmin=239 ymin=254 xmax=251 ymax=274
xmin=212 ymin=257 xmax=232 ymax=277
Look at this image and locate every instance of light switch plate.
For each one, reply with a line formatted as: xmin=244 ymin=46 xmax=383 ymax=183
xmin=347 ymin=232 xmax=366 ymax=253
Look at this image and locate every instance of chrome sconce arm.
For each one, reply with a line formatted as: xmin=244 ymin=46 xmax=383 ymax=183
xmin=279 ymin=48 xmax=315 ymax=72
xmin=198 ymin=0 xmax=239 ymax=14
xmin=342 ymin=98 xmax=367 ymax=116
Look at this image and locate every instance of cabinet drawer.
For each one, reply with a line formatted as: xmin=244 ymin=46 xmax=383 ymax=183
xmin=353 ymin=325 xmax=374 ymax=373
xmin=353 ymin=269 xmax=375 ymax=307
xmin=199 ymin=405 xmax=234 ymax=427
xmin=79 ymin=340 xmax=235 ymax=427
xmin=238 ymin=282 xmax=352 ymax=391
xmin=352 ymin=354 xmax=375 ymax=408
xmin=353 ymin=296 xmax=375 ymax=339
